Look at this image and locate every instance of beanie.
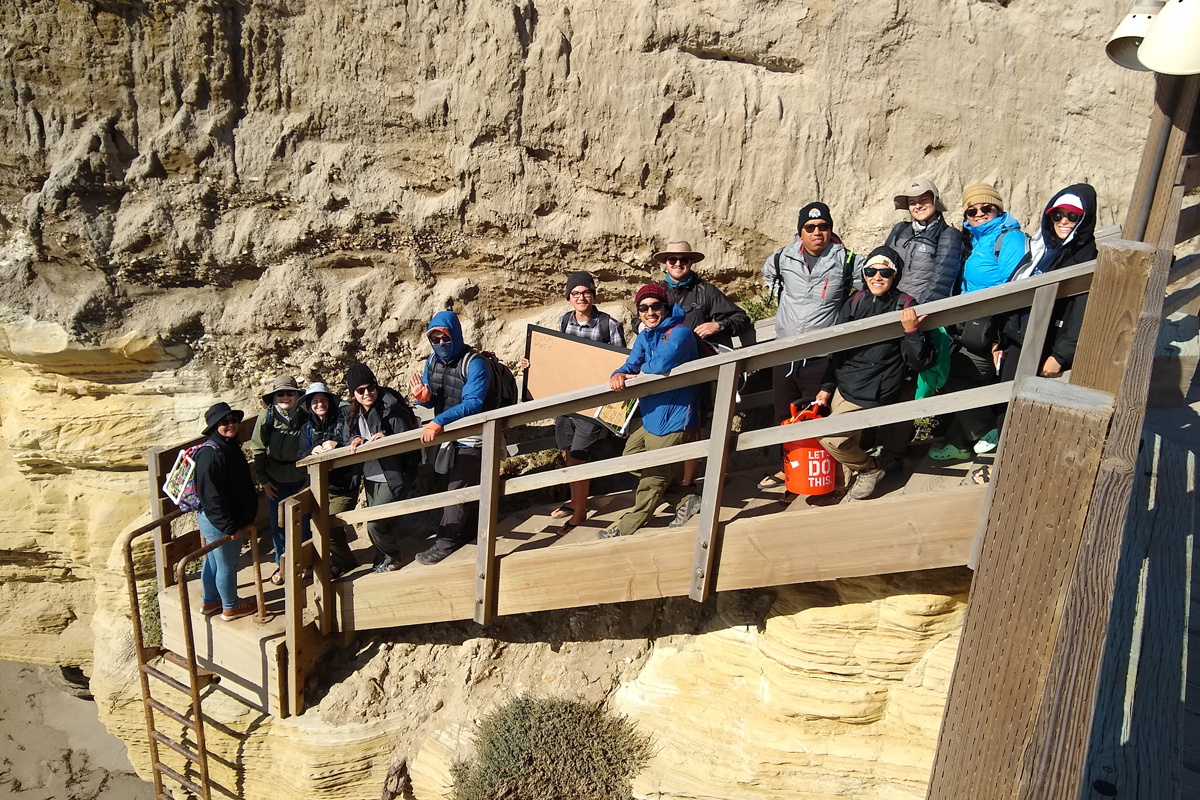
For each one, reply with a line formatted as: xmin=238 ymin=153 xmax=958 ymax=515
xmin=961 ymin=183 xmax=1005 ymax=212
xmin=564 ymin=271 xmax=597 ymax=300
xmin=634 ymin=284 xmax=669 ymax=307
xmin=344 ymin=363 xmax=377 ymax=393
xmin=797 ymin=202 xmax=833 ymax=233
xmin=864 ymin=245 xmax=904 ymax=278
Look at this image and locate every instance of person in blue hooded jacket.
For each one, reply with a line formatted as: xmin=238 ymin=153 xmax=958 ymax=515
xmin=596 ymin=285 xmax=704 ymax=539
xmin=408 ymin=309 xmax=492 ymax=564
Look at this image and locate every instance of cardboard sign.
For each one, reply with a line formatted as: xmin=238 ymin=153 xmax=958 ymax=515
xmin=523 ymin=325 xmax=631 ymax=420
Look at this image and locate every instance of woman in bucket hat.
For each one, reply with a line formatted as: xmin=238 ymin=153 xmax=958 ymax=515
xmin=194 ymin=402 xmax=259 ymax=621
xmin=296 ymin=382 xmax=360 ymax=579
xmin=883 ymin=178 xmax=963 ymax=303
xmin=249 ymin=375 xmax=309 ymax=584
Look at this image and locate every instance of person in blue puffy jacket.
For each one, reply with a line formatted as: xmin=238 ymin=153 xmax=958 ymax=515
xmin=597 ymin=285 xmax=703 ymax=539
xmin=960 ymin=182 xmax=1029 ymax=293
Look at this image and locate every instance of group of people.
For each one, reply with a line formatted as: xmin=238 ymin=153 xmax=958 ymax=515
xmin=191 ymin=175 xmax=1099 ymax=615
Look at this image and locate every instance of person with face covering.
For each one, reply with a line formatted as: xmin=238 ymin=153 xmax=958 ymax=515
xmin=296 ymin=382 xmax=360 ymax=579
xmin=250 ymin=375 xmax=309 ymax=585
xmin=884 ymin=178 xmax=963 ymax=303
xmin=519 ymin=272 xmax=627 ymax=535
xmin=408 ymin=310 xmax=493 ymax=565
xmin=597 ymin=285 xmax=703 ymax=539
xmin=194 ymin=402 xmax=259 ymax=621
xmin=342 ymin=364 xmax=421 ymax=572
xmin=814 ymin=247 xmax=937 ymax=502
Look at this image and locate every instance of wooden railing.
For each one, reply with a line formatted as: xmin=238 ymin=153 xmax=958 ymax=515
xmin=295 ymin=238 xmax=1117 ymax=652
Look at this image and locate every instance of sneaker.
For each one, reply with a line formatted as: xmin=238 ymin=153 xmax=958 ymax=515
xmin=929 ymin=443 xmax=972 ymax=461
xmin=669 ymin=495 xmax=703 ymax=528
xmin=846 ymin=467 xmax=886 ymax=501
xmin=974 ymin=429 xmax=999 ymax=455
xmin=415 ymin=540 xmax=460 ymax=565
xmin=201 ymin=601 xmax=222 ymax=616
xmin=220 ymin=599 xmax=257 ymax=622
xmin=596 ymin=527 xmax=623 ymax=540
xmin=372 ymin=559 xmax=399 ymax=574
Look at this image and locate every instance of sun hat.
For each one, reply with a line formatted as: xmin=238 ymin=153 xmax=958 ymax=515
xmin=651 ymin=239 xmax=706 ymax=264
xmin=893 ymin=177 xmax=947 ymax=212
xmin=202 ymin=402 xmax=244 ymax=435
xmin=261 ymin=375 xmax=302 ymax=404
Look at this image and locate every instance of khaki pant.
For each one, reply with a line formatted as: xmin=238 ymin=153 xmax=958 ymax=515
xmin=617 ymin=427 xmax=699 ymax=537
xmin=817 ymin=390 xmax=873 ymax=483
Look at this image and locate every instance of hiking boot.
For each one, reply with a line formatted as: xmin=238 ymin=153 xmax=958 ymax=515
xmin=846 ymin=466 xmax=886 ymax=501
xmin=668 ymin=494 xmax=703 ymax=528
xmin=974 ymin=428 xmax=999 ymax=454
xmin=596 ymin=527 xmax=623 ymax=540
xmin=415 ymin=540 xmax=461 ymax=565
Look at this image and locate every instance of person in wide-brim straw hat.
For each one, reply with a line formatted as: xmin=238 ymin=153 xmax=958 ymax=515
xmin=884 ymin=177 xmax=961 ymax=304
xmin=250 ymin=373 xmax=309 ymax=584
xmin=651 ymin=240 xmax=705 ymax=264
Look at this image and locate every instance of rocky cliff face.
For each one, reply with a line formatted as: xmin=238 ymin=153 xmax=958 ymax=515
xmin=0 ymin=0 xmax=1155 ymax=795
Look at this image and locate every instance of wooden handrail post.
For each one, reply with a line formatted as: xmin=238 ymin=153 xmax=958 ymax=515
xmin=309 ymin=462 xmax=334 ymax=635
xmin=1011 ymin=284 xmax=1058 ymax=384
xmin=689 ymin=361 xmax=740 ymax=602
xmin=283 ymin=494 xmax=305 ymax=718
xmin=475 ymin=420 xmax=504 ymax=625
xmin=146 ymin=447 xmax=174 ymax=588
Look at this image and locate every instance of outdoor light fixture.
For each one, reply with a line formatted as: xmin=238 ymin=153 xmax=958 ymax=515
xmin=1107 ymin=0 xmax=1165 ymax=70
xmin=1137 ymin=0 xmax=1200 ymax=75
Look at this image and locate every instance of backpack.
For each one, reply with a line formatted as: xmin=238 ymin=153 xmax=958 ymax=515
xmin=162 ymin=440 xmax=220 ymax=512
xmin=458 ymin=350 xmax=520 ymax=411
xmin=994 ymin=229 xmax=1033 ymax=282
xmin=559 ymin=310 xmax=614 ymax=344
xmin=956 ymin=230 xmax=1033 ymax=355
xmin=664 ymin=324 xmax=716 ymax=359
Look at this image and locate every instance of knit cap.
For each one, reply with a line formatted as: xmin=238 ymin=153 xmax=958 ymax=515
xmin=961 ymin=183 xmax=1005 ymax=212
xmin=564 ymin=271 xmax=596 ymax=299
xmin=634 ymin=284 xmax=669 ymax=306
xmin=344 ymin=363 xmax=377 ymax=393
xmin=797 ymin=202 xmax=833 ymax=232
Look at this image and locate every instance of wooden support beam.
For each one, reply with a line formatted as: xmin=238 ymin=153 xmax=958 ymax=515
xmin=504 ymin=439 xmax=709 ymax=495
xmin=1124 ymin=74 xmax=1176 ymax=241
xmin=334 ymin=485 xmax=481 ymax=525
xmin=1144 ymin=75 xmax=1200 ymax=245
xmin=1071 ymin=240 xmax=1160 ymax=394
xmin=926 ymin=379 xmax=1115 ymax=800
xmin=689 ymin=361 xmax=740 ymax=602
xmin=309 ymin=463 xmax=334 ymax=636
xmin=1082 ymin=434 xmax=1194 ymax=798
xmin=1178 ymin=202 xmax=1200 ymax=246
xmin=339 ymin=486 xmax=984 ymax=631
xmin=1183 ymin=154 xmax=1200 ymax=193
xmin=1013 ymin=285 xmax=1059 ymax=384
xmin=147 ymin=446 xmax=173 ymax=588
xmin=474 ymin=420 xmax=503 ymax=625
xmin=282 ymin=490 xmax=312 ymax=718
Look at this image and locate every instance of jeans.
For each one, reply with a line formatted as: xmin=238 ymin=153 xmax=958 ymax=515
xmin=199 ymin=511 xmax=242 ymax=610
xmin=267 ymin=479 xmax=310 ymax=564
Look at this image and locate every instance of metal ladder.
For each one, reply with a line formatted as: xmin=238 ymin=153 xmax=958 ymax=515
xmin=122 ymin=512 xmax=216 ymax=800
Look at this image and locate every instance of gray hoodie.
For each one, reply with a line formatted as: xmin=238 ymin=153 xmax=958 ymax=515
xmin=762 ymin=238 xmax=860 ymax=340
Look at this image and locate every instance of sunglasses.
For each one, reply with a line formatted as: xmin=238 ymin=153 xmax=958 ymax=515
xmin=353 ymin=384 xmax=378 ymax=396
xmin=801 ymin=222 xmax=831 ymax=233
xmin=863 ymin=266 xmax=896 ymax=279
xmin=637 ymin=301 xmax=665 ymax=313
xmin=965 ymin=204 xmax=997 ymax=218
xmin=664 ymin=256 xmax=692 ymax=265
xmin=428 ymin=334 xmax=452 ymax=344
xmin=274 ymin=390 xmax=298 ymax=398
xmin=1050 ymin=210 xmax=1081 ymax=224
xmin=218 ymin=415 xmax=240 ymax=426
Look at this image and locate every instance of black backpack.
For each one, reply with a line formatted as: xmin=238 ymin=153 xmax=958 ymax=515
xmin=461 ymin=351 xmax=520 ymax=411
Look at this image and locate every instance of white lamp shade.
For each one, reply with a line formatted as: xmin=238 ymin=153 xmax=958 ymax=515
xmin=1139 ymin=0 xmax=1200 ymax=75
xmin=1107 ymin=0 xmax=1165 ymax=70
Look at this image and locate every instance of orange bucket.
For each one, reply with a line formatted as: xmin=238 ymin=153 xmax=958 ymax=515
xmin=782 ymin=403 xmax=836 ymax=496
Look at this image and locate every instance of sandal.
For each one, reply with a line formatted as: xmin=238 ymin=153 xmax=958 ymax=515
xmin=557 ymin=521 xmax=578 ymax=536
xmin=757 ymin=473 xmax=786 ymax=490
xmin=220 ymin=599 xmax=258 ymax=622
xmin=970 ymin=465 xmax=991 ymax=485
xmin=929 ymin=443 xmax=972 ymax=461
xmin=269 ymin=569 xmax=283 ymax=586
xmin=550 ymin=504 xmax=575 ymax=519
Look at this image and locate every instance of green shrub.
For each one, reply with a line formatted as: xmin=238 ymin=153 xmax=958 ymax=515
xmin=738 ymin=289 xmax=777 ymax=322
xmin=451 ymin=695 xmax=653 ymax=800
xmin=141 ymin=579 xmax=162 ymax=648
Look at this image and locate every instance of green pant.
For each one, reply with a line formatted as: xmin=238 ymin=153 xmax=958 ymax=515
xmin=617 ymin=427 xmax=699 ymax=537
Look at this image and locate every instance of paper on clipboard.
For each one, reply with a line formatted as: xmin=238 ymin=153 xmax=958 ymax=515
xmin=593 ymin=397 xmax=639 ymax=437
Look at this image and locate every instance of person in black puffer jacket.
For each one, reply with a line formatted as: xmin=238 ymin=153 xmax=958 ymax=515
xmin=884 ymin=177 xmax=963 ymax=304
xmin=814 ymin=246 xmax=937 ymax=502
xmin=297 ymin=381 xmax=361 ymax=579
xmin=340 ymin=364 xmax=421 ymax=573
xmin=194 ymin=402 xmax=260 ymax=621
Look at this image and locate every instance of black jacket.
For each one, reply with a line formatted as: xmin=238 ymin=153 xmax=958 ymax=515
xmin=194 ymin=434 xmax=259 ymax=537
xmin=884 ymin=216 xmax=963 ymax=303
xmin=822 ymin=288 xmax=937 ymax=408
xmin=1000 ymin=183 xmax=1098 ymax=368
xmin=659 ymin=275 xmax=753 ymax=349
xmin=337 ymin=387 xmax=420 ymax=496
xmin=297 ymin=402 xmax=360 ymax=496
